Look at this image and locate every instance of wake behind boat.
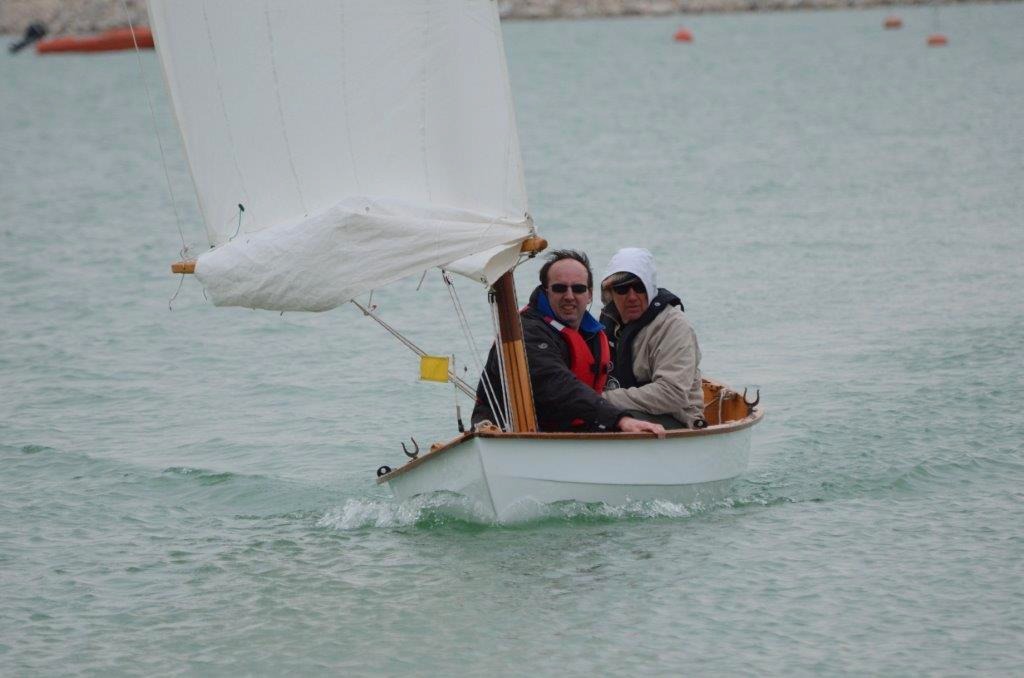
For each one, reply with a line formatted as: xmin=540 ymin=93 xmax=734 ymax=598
xmin=148 ymin=0 xmax=762 ymax=522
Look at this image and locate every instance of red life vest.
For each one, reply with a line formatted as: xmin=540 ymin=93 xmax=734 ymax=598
xmin=541 ymin=316 xmax=611 ymax=394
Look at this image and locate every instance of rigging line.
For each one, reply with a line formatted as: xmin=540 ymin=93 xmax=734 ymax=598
xmin=201 ymin=4 xmax=251 ymax=241
xmin=492 ymin=297 xmax=514 ymax=431
xmin=489 ymin=294 xmax=513 ymax=431
xmin=443 ymin=272 xmax=504 ymax=429
xmin=263 ymin=2 xmax=307 ymax=215
xmin=511 ymin=250 xmax=536 ymax=273
xmin=444 ymin=272 xmax=491 ymax=380
xmin=445 ymin=283 xmax=487 ymax=396
xmin=335 ymin=2 xmax=361 ymax=193
xmin=419 ymin=3 xmax=432 ymax=203
xmin=229 ymin=204 xmax=245 ymax=241
xmin=119 ymin=0 xmax=186 ymax=254
xmin=168 ymin=271 xmax=186 ymax=311
xmin=350 ymin=299 xmax=476 ymax=399
xmin=480 ymin=284 xmax=511 ymax=432
xmin=452 ymin=354 xmax=462 ymax=429
xmin=485 ymin=294 xmax=508 ymax=431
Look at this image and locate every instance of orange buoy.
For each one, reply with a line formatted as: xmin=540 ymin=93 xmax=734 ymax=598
xmin=673 ymin=28 xmax=693 ymax=43
xmin=883 ymin=16 xmax=903 ymax=29
xmin=926 ymin=33 xmax=949 ymax=46
xmin=36 ymin=26 xmax=154 ymax=54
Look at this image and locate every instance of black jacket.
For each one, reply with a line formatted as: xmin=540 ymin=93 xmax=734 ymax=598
xmin=471 ymin=286 xmax=626 ymax=432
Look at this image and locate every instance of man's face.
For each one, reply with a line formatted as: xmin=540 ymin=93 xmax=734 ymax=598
xmin=611 ymin=278 xmax=648 ymax=324
xmin=545 ymin=259 xmax=592 ymax=330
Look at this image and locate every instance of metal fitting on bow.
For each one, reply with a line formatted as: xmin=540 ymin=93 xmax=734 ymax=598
xmin=401 ymin=437 xmax=420 ymax=459
xmin=742 ymin=388 xmax=760 ymax=415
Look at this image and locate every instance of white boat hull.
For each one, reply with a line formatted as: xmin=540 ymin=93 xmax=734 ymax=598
xmin=381 ymin=411 xmax=761 ymax=522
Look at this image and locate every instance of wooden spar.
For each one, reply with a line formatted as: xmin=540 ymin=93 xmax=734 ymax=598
xmin=169 ymin=237 xmax=547 ymax=275
xmin=519 ymin=236 xmax=547 ymax=255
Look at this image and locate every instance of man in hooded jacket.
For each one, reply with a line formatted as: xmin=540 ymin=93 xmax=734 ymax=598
xmin=599 ymin=248 xmax=705 ymax=429
xmin=471 ymin=249 xmax=665 ymax=435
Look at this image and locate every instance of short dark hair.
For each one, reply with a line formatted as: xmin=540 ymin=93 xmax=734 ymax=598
xmin=539 ymin=249 xmax=593 ymax=289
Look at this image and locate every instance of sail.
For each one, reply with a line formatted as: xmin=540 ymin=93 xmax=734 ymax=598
xmin=149 ymin=0 xmax=532 ymax=311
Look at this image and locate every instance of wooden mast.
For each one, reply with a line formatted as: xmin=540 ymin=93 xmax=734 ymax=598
xmin=490 ymin=236 xmax=546 ymax=433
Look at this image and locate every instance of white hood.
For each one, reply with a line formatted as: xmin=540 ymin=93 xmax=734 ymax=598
xmin=601 ymin=247 xmax=658 ymax=310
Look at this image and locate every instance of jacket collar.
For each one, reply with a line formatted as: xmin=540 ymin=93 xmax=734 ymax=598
xmin=530 ymin=285 xmax=604 ymax=335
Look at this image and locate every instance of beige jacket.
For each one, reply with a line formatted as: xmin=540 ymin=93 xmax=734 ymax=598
xmin=603 ymin=305 xmax=704 ymax=426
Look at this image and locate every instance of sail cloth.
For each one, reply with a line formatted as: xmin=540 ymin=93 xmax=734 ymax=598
xmin=149 ymin=0 xmax=533 ymax=311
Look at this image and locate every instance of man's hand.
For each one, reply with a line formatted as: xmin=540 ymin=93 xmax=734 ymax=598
xmin=617 ymin=416 xmax=666 ymax=438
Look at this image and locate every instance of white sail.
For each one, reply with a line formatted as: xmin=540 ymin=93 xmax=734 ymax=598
xmin=149 ymin=0 xmax=532 ymax=311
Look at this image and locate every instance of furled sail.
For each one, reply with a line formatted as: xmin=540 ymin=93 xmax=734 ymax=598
xmin=149 ymin=0 xmax=533 ymax=311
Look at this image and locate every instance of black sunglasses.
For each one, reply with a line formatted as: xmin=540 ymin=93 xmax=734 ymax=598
xmin=547 ymin=283 xmax=589 ymax=294
xmin=611 ymin=280 xmax=646 ymax=296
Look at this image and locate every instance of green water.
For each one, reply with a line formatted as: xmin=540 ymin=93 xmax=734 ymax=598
xmin=2 ymin=5 xmax=1023 ymax=674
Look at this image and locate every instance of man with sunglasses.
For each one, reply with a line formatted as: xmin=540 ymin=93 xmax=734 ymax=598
xmin=598 ymin=247 xmax=704 ymax=430
xmin=471 ymin=249 xmax=665 ymax=435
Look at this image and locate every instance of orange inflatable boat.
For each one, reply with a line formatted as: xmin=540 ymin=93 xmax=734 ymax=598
xmin=36 ymin=26 xmax=153 ymax=54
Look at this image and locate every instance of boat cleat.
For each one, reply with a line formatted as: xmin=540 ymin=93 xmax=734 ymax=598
xmin=401 ymin=437 xmax=419 ymax=459
xmin=742 ymin=388 xmax=760 ymax=415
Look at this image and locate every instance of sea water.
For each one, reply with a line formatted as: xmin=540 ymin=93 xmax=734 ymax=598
xmin=1 ymin=4 xmax=1022 ymax=674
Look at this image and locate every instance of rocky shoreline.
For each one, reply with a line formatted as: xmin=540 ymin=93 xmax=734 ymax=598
xmin=0 ymin=0 xmax=1005 ymax=36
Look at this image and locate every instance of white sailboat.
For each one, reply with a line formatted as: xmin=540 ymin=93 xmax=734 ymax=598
xmin=149 ymin=0 xmax=762 ymax=522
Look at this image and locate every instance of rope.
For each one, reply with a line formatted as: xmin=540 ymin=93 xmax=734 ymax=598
xmin=120 ymin=1 xmax=195 ymax=311
xmin=168 ymin=272 xmax=186 ymax=311
xmin=262 ymin=5 xmax=307 ymax=215
xmin=443 ymin=272 xmax=505 ymax=431
xmin=119 ymin=0 xmax=187 ymax=256
xmin=350 ymin=299 xmax=476 ymax=399
xmin=489 ymin=294 xmax=513 ymax=431
xmin=229 ymin=204 xmax=245 ymax=241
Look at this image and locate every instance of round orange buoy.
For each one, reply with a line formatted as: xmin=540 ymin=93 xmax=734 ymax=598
xmin=883 ymin=16 xmax=903 ymax=29
xmin=673 ymin=28 xmax=693 ymax=43
xmin=927 ymin=33 xmax=949 ymax=46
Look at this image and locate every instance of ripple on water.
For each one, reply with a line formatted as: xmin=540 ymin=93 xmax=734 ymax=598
xmin=162 ymin=466 xmax=235 ymax=485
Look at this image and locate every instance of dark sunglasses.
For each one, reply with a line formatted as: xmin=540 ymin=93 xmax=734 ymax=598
xmin=611 ymin=280 xmax=646 ymax=296
xmin=547 ymin=283 xmax=589 ymax=294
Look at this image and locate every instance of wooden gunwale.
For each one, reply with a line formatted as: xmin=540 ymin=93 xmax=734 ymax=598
xmin=376 ymin=408 xmax=763 ymax=484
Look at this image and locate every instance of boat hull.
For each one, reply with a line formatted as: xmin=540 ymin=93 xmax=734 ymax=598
xmin=382 ymin=413 xmax=759 ymax=522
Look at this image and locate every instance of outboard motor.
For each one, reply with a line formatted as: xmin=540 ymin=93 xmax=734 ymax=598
xmin=9 ymin=22 xmax=47 ymax=54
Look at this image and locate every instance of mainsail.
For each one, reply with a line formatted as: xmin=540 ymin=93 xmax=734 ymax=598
xmin=149 ymin=0 xmax=533 ymax=311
